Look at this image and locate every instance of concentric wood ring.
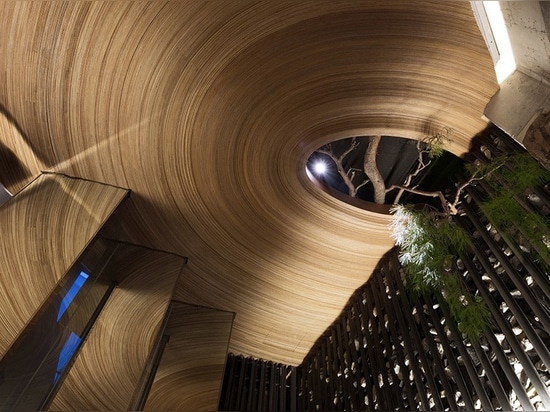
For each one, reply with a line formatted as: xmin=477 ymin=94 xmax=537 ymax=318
xmin=0 ymin=2 xmax=498 ymax=366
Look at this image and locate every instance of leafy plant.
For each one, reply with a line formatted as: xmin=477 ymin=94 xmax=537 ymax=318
xmin=390 ymin=205 xmax=491 ymax=339
xmin=475 ymin=153 xmax=550 ymax=260
xmin=424 ymin=126 xmax=453 ymax=159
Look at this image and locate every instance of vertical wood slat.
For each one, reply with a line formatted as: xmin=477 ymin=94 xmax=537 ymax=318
xmin=290 ymin=366 xmax=297 ymax=412
xmin=376 ymin=275 xmax=417 ymax=410
xmin=368 ymin=276 xmax=405 ymax=410
xmin=358 ymin=290 xmax=386 ymax=408
xmin=243 ymin=357 xmax=250 ymax=411
xmin=341 ymin=308 xmax=365 ymax=410
xmin=221 ymin=353 xmax=236 ymax=411
xmin=454 ymin=215 xmax=528 ymax=409
xmin=411 ymin=300 xmax=447 ymax=410
xmin=334 ymin=318 xmax=349 ymax=411
xmin=382 ymin=260 xmax=430 ymax=411
xmin=392 ymin=263 xmax=446 ymax=411
xmin=231 ymin=356 xmax=241 ymax=411
xmin=423 ymin=293 xmax=476 ymax=411
xmin=280 ymin=365 xmax=286 ymax=411
xmin=235 ymin=356 xmax=246 ymax=411
xmin=319 ymin=339 xmax=330 ymax=408
xmin=341 ymin=312 xmax=362 ymax=410
xmin=219 ymin=355 xmax=301 ymax=411
xmin=258 ymin=359 xmax=266 ymax=411
xmin=306 ymin=355 xmax=316 ymax=411
xmin=246 ymin=357 xmax=257 ymax=411
xmin=458 ymin=242 xmax=543 ymax=409
xmin=326 ymin=327 xmax=337 ymax=409
xmin=433 ymin=292 xmax=495 ymax=410
xmin=470 ymin=333 xmax=513 ymax=409
xmin=472 ymin=247 xmax=550 ymax=407
xmin=268 ymin=361 xmax=276 ymax=411
xmin=349 ymin=297 xmax=374 ymax=409
xmin=409 ymin=292 xmax=458 ymax=410
xmin=309 ymin=355 xmax=317 ymax=411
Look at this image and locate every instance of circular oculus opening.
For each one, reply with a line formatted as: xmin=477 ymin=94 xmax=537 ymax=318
xmin=307 ymin=135 xmax=463 ymax=212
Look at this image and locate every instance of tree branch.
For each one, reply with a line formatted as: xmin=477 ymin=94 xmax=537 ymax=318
xmin=364 ymin=135 xmax=386 ymax=204
xmin=386 ymin=184 xmax=451 ymax=213
xmin=318 ymin=138 xmax=362 ymax=197
xmin=392 ymin=143 xmax=433 ymax=204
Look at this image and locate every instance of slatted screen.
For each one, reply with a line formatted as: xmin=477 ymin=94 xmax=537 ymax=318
xmin=219 ymin=354 xmax=300 ymax=411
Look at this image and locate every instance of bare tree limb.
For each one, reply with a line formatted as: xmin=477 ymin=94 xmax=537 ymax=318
xmin=318 ymin=137 xmax=363 ymax=197
xmin=364 ymin=135 xmax=386 ymax=204
xmin=355 ymin=179 xmax=370 ymax=193
xmin=448 ymin=177 xmax=481 ymax=211
xmin=390 ymin=140 xmax=434 ymax=204
xmin=339 ymin=137 xmax=359 ymax=161
xmin=386 ymin=184 xmax=451 ymax=213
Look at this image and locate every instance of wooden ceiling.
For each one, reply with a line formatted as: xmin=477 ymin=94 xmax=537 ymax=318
xmin=0 ymin=1 xmax=498 ymax=366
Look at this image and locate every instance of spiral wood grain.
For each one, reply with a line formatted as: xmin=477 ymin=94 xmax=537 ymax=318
xmin=0 ymin=2 xmax=498 ymax=367
xmin=0 ymin=173 xmax=127 ymax=358
xmin=49 ymin=244 xmax=184 ymax=411
xmin=144 ymin=302 xmax=234 ymax=412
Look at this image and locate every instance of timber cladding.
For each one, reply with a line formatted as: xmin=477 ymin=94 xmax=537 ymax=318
xmin=0 ymin=1 xmax=498 ymax=365
xmin=48 ymin=244 xmax=184 ymax=411
xmin=0 ymin=173 xmax=128 ymax=359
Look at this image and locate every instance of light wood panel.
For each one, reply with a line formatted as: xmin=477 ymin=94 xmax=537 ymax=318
xmin=49 ymin=244 xmax=184 ymax=411
xmin=144 ymin=302 xmax=234 ymax=412
xmin=0 ymin=2 xmax=498 ymax=365
xmin=0 ymin=173 xmax=127 ymax=358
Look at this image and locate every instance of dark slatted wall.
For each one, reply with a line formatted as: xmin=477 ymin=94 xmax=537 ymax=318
xmin=219 ymin=354 xmax=300 ymax=411
xmin=220 ymin=126 xmax=550 ymax=411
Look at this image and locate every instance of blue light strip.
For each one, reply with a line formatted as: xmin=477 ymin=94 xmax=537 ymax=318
xmin=57 ymin=271 xmax=89 ymax=321
xmin=54 ymin=332 xmax=82 ymax=383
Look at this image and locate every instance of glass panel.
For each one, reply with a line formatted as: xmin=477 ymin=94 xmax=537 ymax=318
xmin=57 ymin=272 xmax=89 ymax=322
xmin=0 ymin=238 xmax=118 ymax=411
xmin=54 ymin=332 xmax=82 ymax=384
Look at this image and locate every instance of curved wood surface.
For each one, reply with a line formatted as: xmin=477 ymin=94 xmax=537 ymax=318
xmin=144 ymin=303 xmax=234 ymax=412
xmin=49 ymin=244 xmax=184 ymax=411
xmin=0 ymin=174 xmax=127 ymax=358
xmin=0 ymin=2 xmax=498 ymax=366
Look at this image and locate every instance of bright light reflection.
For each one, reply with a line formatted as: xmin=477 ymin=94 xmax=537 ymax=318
xmin=483 ymin=1 xmax=516 ymax=84
xmin=313 ymin=161 xmax=327 ymax=175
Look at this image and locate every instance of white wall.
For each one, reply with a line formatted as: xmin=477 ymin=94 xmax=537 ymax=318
xmin=500 ymin=2 xmax=550 ymax=83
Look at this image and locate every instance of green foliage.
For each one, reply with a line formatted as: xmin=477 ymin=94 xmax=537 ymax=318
xmin=424 ymin=127 xmax=453 ymax=159
xmin=495 ymin=153 xmax=550 ymax=193
xmin=478 ymin=193 xmax=522 ymax=229
xmin=475 ymin=153 xmax=550 ymax=259
xmin=453 ymin=297 xmax=492 ymax=339
xmin=464 ymin=155 xmax=507 ymax=181
xmin=390 ymin=205 xmax=491 ymax=340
